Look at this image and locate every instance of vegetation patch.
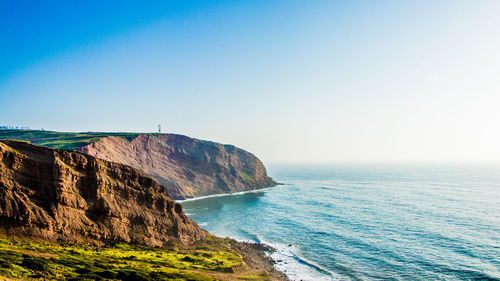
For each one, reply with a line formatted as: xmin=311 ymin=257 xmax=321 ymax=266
xmin=0 ymin=236 xmax=273 ymax=280
xmin=238 ymin=273 xmax=271 ymax=281
xmin=240 ymin=172 xmax=255 ymax=182
xmin=0 ymin=130 xmax=155 ymax=150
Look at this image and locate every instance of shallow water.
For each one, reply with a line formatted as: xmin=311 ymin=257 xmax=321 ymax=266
xmin=181 ymin=164 xmax=500 ymax=280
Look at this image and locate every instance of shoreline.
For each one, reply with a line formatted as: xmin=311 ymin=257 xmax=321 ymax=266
xmin=238 ymin=238 xmax=335 ymax=281
xmin=177 ymin=185 xmax=278 ymax=203
xmin=180 ymin=186 xmax=335 ymax=281
xmin=179 ymin=186 xmax=294 ymax=280
xmin=231 ymin=240 xmax=290 ymax=281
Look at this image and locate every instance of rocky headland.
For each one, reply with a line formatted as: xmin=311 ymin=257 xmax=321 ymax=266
xmin=0 ymin=131 xmax=277 ymax=200
xmin=77 ymin=134 xmax=276 ymax=199
xmin=0 ymin=140 xmax=287 ymax=280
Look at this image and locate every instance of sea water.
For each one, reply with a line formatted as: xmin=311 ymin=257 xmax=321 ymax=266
xmin=180 ymin=164 xmax=500 ymax=280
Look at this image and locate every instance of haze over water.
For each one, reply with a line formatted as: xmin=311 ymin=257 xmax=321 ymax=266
xmin=182 ymin=164 xmax=500 ymax=280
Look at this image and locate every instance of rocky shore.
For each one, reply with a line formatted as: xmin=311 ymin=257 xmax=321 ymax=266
xmin=231 ymin=241 xmax=289 ymax=281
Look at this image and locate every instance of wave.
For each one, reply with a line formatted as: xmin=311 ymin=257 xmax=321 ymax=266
xmin=177 ymin=186 xmax=274 ymax=203
xmin=237 ymin=229 xmax=262 ymax=243
xmin=266 ymin=241 xmax=336 ymax=281
xmin=234 ymin=232 xmax=336 ymax=281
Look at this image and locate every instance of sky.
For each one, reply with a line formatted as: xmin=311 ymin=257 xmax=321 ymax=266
xmin=1 ymin=0 xmax=500 ymax=164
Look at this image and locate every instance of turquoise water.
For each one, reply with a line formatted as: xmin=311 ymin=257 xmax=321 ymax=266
xmin=181 ymin=165 xmax=500 ymax=280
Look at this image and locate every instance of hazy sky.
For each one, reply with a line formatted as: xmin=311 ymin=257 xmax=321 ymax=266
xmin=1 ymin=0 xmax=500 ymax=164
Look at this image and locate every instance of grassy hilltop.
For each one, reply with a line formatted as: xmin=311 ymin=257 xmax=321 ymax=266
xmin=0 ymin=130 xmax=148 ymax=150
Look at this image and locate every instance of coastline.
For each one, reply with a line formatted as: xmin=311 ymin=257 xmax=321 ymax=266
xmin=179 ymin=186 xmax=294 ymax=280
xmin=231 ymin=240 xmax=290 ymax=281
xmin=241 ymin=236 xmax=336 ymax=281
xmin=177 ymin=185 xmax=278 ymax=203
xmin=216 ymin=233 xmax=335 ymax=281
xmin=180 ymin=185 xmax=335 ymax=281
xmin=264 ymin=241 xmax=336 ymax=281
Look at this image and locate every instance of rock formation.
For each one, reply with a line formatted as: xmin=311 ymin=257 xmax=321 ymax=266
xmin=77 ymin=134 xmax=276 ymax=199
xmin=0 ymin=140 xmax=206 ymax=246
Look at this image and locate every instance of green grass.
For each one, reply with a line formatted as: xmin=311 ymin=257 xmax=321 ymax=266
xmin=237 ymin=274 xmax=271 ymax=280
xmin=0 ymin=130 xmax=157 ymax=150
xmin=240 ymin=172 xmax=254 ymax=182
xmin=0 ymin=130 xmax=230 ymax=153
xmin=0 ymin=236 xmax=264 ymax=281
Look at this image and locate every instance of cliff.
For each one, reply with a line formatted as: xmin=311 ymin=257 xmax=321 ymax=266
xmin=0 ymin=140 xmax=206 ymax=246
xmin=77 ymin=134 xmax=276 ymax=199
xmin=0 ymin=130 xmax=277 ymax=199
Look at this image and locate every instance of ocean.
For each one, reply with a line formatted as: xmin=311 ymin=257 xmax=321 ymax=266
xmin=180 ymin=164 xmax=500 ymax=280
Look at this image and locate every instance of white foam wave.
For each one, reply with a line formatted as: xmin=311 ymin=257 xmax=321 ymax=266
xmin=237 ymin=234 xmax=336 ymax=281
xmin=266 ymin=242 xmax=336 ymax=281
xmin=177 ymin=186 xmax=274 ymax=203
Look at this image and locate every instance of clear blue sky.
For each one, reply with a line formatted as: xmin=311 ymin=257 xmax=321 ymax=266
xmin=1 ymin=0 xmax=500 ymax=163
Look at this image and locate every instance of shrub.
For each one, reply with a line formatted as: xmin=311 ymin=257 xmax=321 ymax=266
xmin=21 ymin=255 xmax=49 ymax=271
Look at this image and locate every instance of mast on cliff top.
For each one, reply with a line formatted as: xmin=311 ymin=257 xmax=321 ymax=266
xmin=158 ymin=124 xmax=161 ymax=134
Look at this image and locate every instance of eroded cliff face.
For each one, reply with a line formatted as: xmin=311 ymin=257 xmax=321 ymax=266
xmin=0 ymin=140 xmax=206 ymax=246
xmin=77 ymin=135 xmax=276 ymax=199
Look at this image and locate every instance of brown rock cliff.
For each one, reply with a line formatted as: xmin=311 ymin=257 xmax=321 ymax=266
xmin=0 ymin=140 xmax=206 ymax=246
xmin=77 ymin=135 xmax=276 ymax=199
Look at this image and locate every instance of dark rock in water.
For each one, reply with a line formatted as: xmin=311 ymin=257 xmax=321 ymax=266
xmin=0 ymin=140 xmax=206 ymax=246
xmin=77 ymin=134 xmax=276 ymax=199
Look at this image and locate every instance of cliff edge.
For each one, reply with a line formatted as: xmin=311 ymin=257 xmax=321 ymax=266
xmin=77 ymin=134 xmax=276 ymax=199
xmin=0 ymin=140 xmax=206 ymax=246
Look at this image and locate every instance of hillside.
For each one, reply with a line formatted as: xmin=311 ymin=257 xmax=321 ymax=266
xmin=0 ymin=130 xmax=277 ymax=199
xmin=0 ymin=140 xmax=287 ymax=280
